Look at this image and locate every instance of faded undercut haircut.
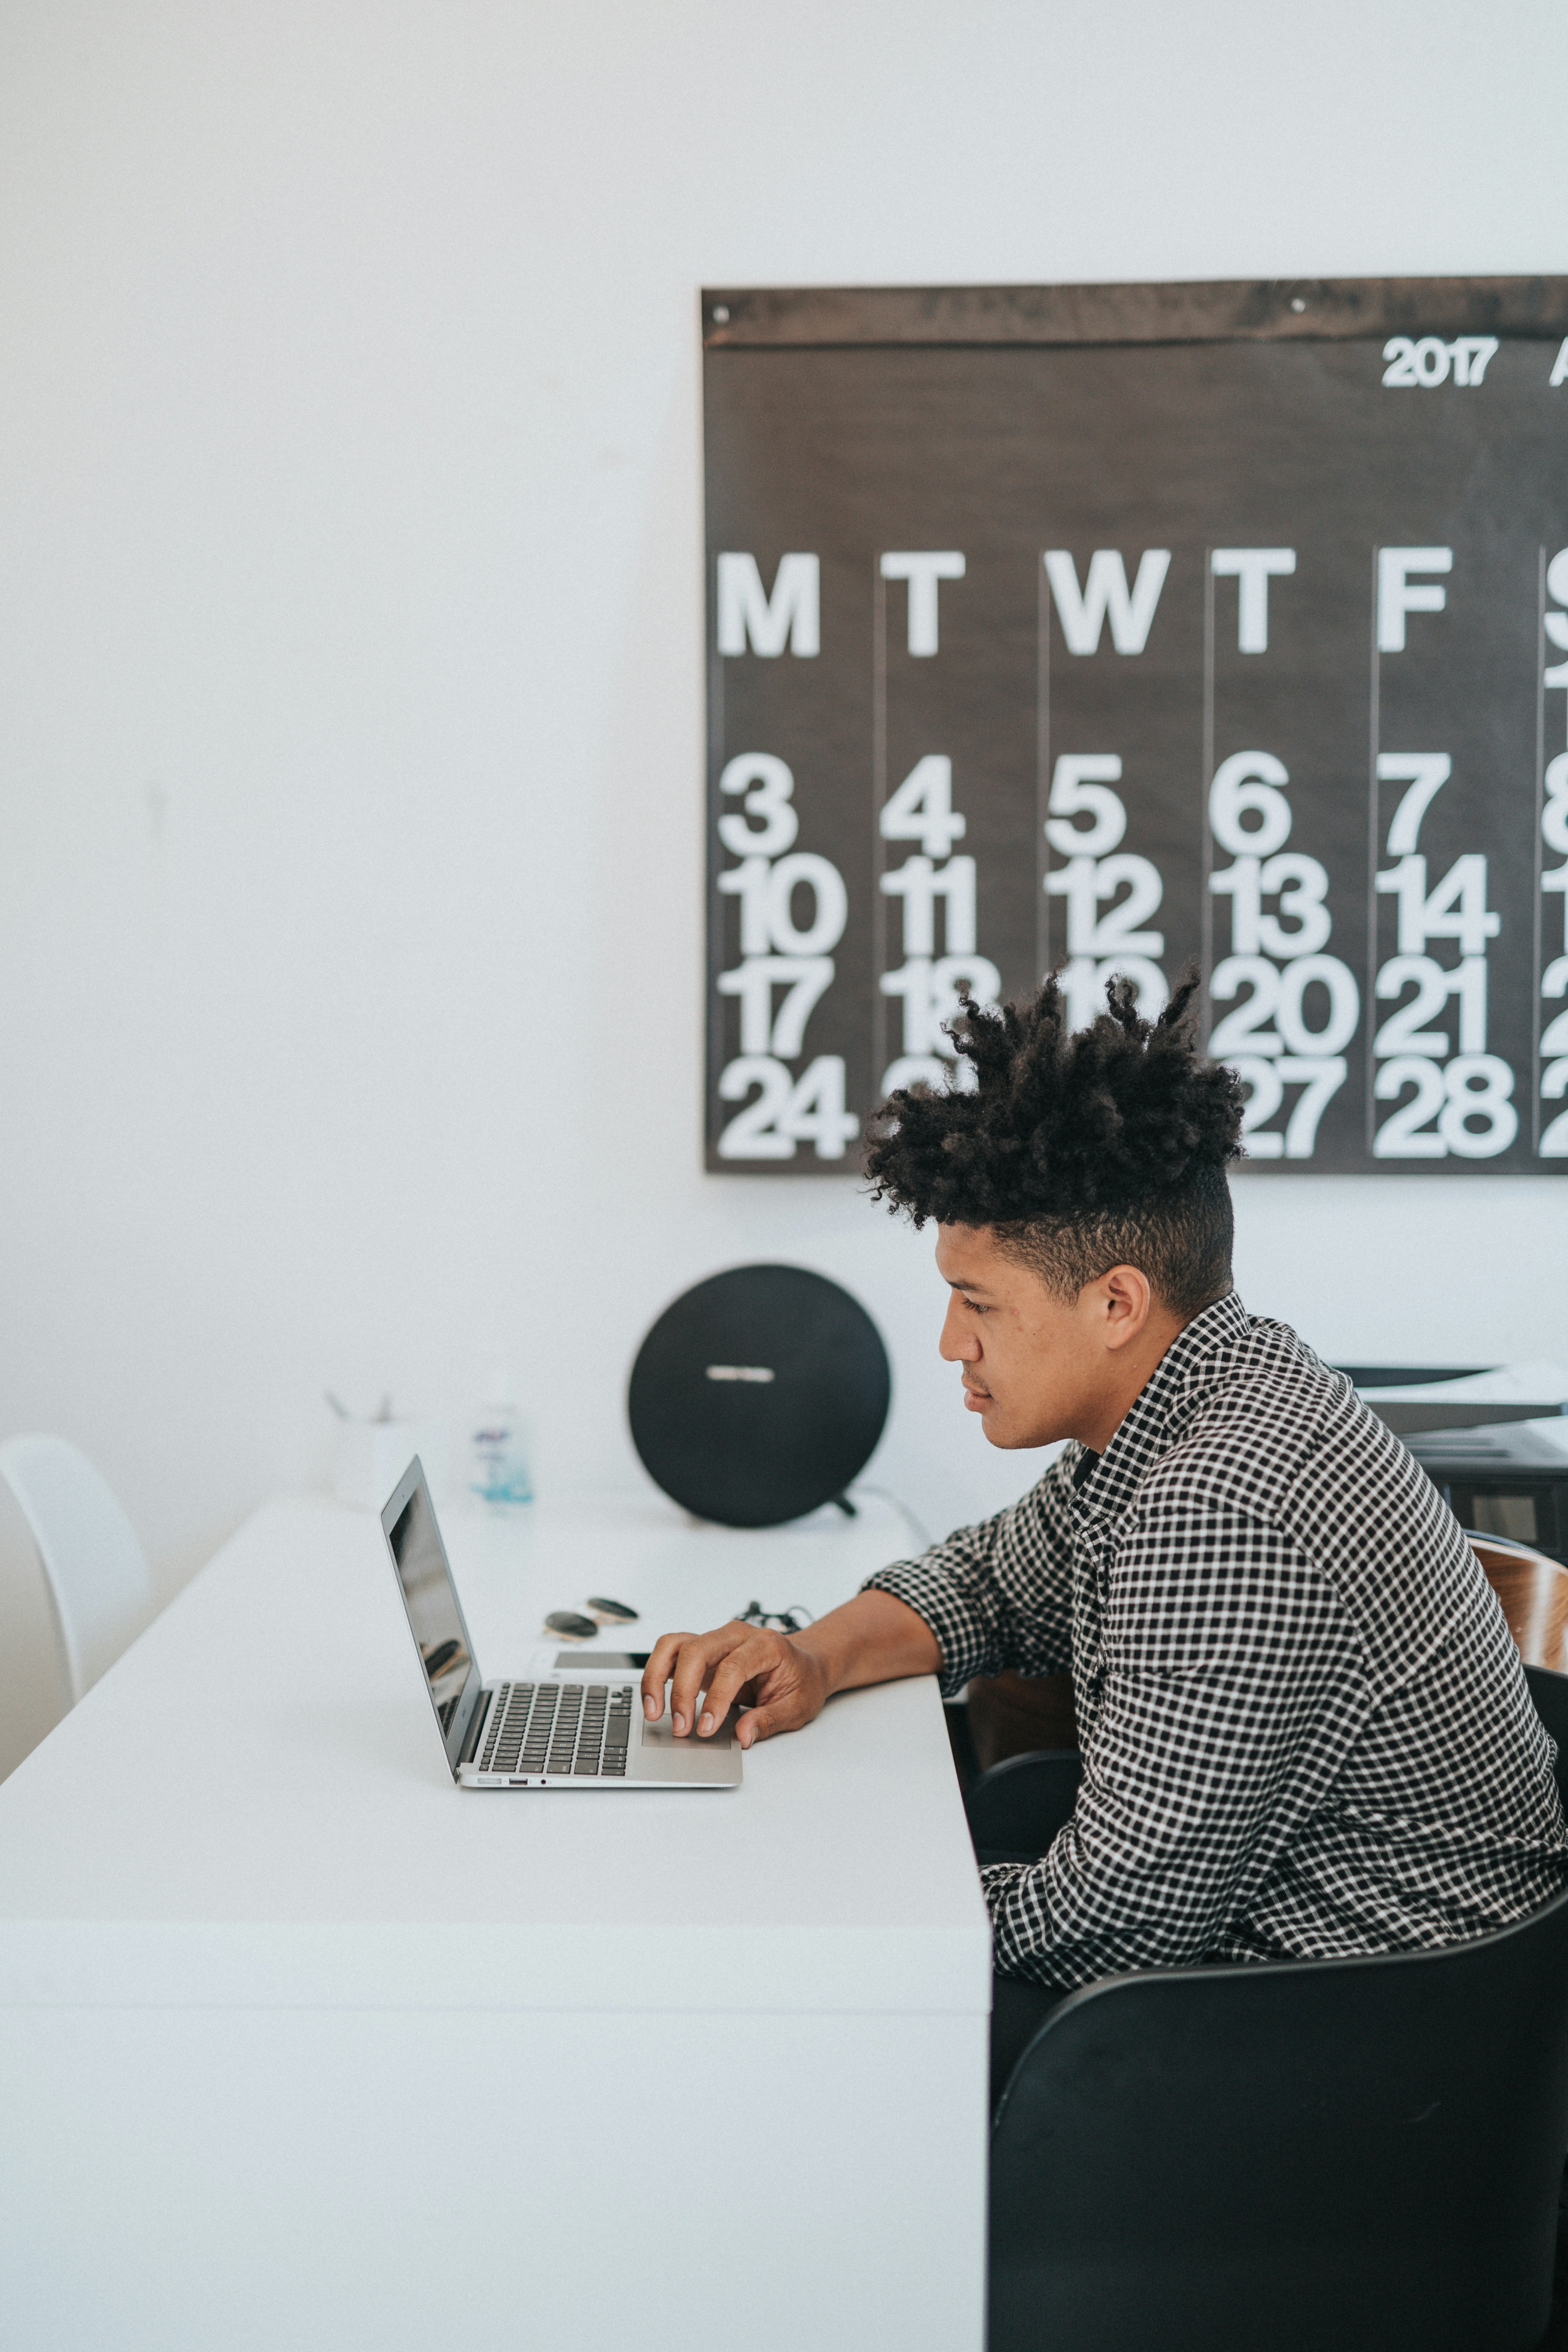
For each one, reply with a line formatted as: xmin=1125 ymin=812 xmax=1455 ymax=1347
xmin=863 ymin=973 xmax=1246 ymax=1321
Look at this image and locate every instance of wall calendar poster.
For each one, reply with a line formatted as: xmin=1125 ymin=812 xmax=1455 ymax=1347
xmin=702 ymin=276 xmax=1568 ymax=1176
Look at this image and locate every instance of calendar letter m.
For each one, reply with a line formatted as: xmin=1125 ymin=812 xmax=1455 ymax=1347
xmin=717 ymin=553 xmax=820 ymax=656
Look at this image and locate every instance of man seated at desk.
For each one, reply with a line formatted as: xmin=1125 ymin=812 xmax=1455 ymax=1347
xmin=642 ymin=975 xmax=1568 ymax=2078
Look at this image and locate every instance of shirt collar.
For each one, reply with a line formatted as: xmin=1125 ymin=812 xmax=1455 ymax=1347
xmin=1071 ymin=1289 xmax=1251 ymax=1522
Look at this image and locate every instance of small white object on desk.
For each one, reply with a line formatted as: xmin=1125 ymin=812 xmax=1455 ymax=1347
xmin=467 ymin=1354 xmax=533 ymax=1508
xmin=332 ymin=1417 xmax=422 ymax=1511
xmin=0 ymin=1486 xmax=989 ymax=2352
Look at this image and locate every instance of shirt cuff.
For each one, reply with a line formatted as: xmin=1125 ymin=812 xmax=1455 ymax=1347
xmin=980 ymin=1860 xmax=1065 ymax=1986
xmin=859 ymin=1561 xmax=994 ymax=1695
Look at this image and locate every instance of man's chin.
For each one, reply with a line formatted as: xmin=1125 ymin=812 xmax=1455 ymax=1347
xmin=966 ymin=1393 xmax=1058 ymax=1449
xmin=979 ymin=1410 xmax=1065 ymax=1450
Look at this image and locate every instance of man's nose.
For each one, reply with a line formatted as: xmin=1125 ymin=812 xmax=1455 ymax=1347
xmin=939 ymin=1301 xmax=979 ymax=1362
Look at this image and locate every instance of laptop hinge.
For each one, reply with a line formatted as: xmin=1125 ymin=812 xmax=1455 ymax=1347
xmin=457 ymin=1685 xmax=491 ymax=1769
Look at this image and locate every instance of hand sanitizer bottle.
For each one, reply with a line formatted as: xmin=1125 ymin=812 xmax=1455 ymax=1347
xmin=470 ymin=1357 xmax=533 ymax=1509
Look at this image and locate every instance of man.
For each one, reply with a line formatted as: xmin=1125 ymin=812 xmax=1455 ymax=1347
xmin=643 ymin=976 xmax=1568 ymax=2079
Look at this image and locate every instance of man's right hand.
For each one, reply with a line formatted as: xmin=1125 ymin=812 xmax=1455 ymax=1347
xmin=640 ymin=1622 xmax=829 ymax=1750
xmin=640 ymin=1588 xmax=943 ymax=1751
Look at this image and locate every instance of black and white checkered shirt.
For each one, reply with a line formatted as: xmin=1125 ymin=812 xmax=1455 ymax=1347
xmin=865 ymin=1290 xmax=1568 ymax=1989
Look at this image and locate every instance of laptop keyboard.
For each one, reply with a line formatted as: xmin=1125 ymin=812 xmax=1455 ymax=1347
xmin=478 ymin=1681 xmax=633 ymax=1779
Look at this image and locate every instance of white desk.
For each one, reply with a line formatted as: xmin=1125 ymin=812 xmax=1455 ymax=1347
xmin=0 ymin=1490 xmax=991 ymax=2352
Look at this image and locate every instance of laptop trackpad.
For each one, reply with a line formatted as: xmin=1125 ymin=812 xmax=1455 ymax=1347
xmin=641 ymin=1711 xmax=732 ymax=1750
xmin=636 ymin=1712 xmax=737 ymax=1780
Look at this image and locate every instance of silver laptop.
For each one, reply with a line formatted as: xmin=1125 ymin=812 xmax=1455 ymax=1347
xmin=381 ymin=1457 xmax=741 ymax=1790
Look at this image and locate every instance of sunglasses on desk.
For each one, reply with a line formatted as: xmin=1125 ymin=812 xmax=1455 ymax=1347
xmin=544 ymin=1598 xmax=639 ymax=1641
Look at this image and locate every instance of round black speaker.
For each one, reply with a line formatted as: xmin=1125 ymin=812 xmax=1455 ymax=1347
xmin=627 ymin=1264 xmax=891 ymax=1528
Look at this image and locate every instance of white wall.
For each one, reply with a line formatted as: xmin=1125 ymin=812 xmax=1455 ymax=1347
xmin=3 ymin=0 xmax=1567 ymax=1775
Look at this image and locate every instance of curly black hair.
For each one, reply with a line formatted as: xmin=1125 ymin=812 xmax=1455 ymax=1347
xmin=864 ymin=971 xmax=1246 ymax=1319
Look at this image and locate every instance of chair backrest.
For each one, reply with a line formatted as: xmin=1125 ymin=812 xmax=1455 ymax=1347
xmin=1525 ymin=1662 xmax=1568 ymax=1810
xmin=967 ymin=1668 xmax=1079 ymax=1773
xmin=989 ymin=1877 xmax=1568 ymax=2352
xmin=0 ymin=1435 xmax=154 ymax=1703
xmin=1470 ymin=1531 xmax=1568 ymax=1672
xmin=965 ymin=1748 xmax=1082 ymax=1864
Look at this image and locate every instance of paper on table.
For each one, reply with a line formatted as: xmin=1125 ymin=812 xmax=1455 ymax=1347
xmin=1510 ymin=1417 xmax=1568 ymax=1458
xmin=1353 ymin=1362 xmax=1568 ymax=1405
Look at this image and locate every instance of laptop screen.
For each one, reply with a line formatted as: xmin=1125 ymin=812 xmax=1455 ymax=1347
xmin=382 ymin=1461 xmax=484 ymax=1774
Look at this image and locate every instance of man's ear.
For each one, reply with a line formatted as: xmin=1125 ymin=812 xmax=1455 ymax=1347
xmin=1100 ymin=1264 xmax=1153 ymax=1350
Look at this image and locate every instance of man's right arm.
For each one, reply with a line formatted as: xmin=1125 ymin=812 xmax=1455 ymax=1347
xmin=860 ymin=1447 xmax=1079 ymax=1697
xmin=642 ymin=1450 xmax=1078 ymax=1745
xmin=640 ymin=1588 xmax=940 ymax=1749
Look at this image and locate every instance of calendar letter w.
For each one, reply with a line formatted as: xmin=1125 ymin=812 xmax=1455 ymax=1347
xmin=1043 ymin=548 xmax=1171 ymax=654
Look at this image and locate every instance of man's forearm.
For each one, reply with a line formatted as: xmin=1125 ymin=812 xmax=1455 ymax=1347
xmin=790 ymin=1588 xmax=942 ymax=1699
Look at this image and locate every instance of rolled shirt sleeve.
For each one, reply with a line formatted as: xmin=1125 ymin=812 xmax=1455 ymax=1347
xmin=860 ymin=1447 xmax=1080 ymax=1695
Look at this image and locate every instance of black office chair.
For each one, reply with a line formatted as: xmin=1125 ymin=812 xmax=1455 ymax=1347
xmin=966 ymin=1747 xmax=1082 ymax=1864
xmin=986 ymin=1879 xmax=1568 ymax=2352
xmin=968 ymin=1672 xmax=1568 ymax=2352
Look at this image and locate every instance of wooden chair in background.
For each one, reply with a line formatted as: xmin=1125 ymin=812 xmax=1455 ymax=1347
xmin=1470 ymin=1531 xmax=1568 ymax=1674
xmin=965 ymin=1668 xmax=1078 ymax=1776
xmin=1469 ymin=1533 xmax=1568 ymax=1790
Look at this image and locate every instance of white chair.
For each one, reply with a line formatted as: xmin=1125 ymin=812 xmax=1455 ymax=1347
xmin=0 ymin=1435 xmax=155 ymax=1704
